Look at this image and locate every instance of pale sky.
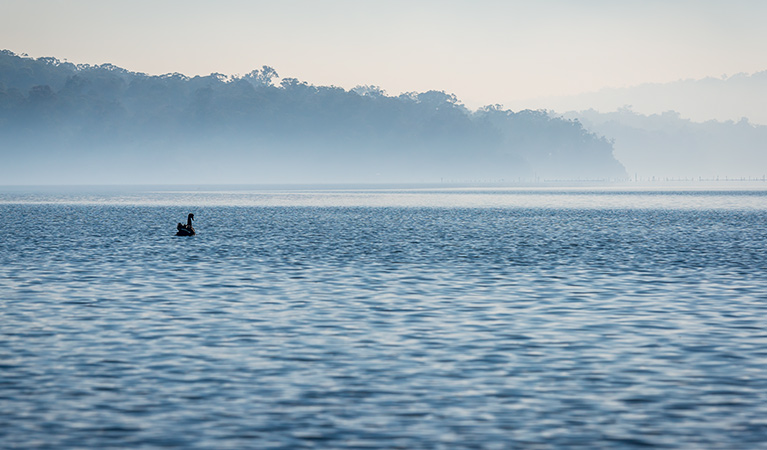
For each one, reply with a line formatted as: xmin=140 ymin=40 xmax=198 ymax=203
xmin=2 ymin=0 xmax=766 ymax=108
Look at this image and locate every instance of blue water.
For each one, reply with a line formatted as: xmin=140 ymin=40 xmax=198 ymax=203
xmin=2 ymin=186 xmax=767 ymax=449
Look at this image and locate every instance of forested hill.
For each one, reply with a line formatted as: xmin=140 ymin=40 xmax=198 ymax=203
xmin=0 ymin=50 xmax=626 ymax=184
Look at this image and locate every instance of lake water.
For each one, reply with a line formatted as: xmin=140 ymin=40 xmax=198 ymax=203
xmin=2 ymin=185 xmax=767 ymax=449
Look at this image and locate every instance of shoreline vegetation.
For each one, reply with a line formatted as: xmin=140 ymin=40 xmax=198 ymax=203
xmin=1 ymin=50 xmax=626 ymax=185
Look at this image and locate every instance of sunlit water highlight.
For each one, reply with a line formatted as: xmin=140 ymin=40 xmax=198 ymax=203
xmin=1 ymin=186 xmax=766 ymax=449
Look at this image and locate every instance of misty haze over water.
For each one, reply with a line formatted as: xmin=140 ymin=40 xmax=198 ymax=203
xmin=4 ymin=51 xmax=766 ymax=185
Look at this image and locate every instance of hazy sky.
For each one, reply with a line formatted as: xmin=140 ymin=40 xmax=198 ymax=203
xmin=3 ymin=0 xmax=766 ymax=108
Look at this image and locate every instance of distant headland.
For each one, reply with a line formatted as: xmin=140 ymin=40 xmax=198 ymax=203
xmin=0 ymin=50 xmax=626 ymax=185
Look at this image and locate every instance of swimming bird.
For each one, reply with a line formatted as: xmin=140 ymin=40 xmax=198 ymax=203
xmin=176 ymin=213 xmax=195 ymax=236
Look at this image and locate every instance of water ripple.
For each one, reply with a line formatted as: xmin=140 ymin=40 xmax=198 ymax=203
xmin=1 ymin=194 xmax=767 ymax=449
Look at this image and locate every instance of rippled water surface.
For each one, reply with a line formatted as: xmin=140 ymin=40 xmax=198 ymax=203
xmin=2 ymin=186 xmax=767 ymax=449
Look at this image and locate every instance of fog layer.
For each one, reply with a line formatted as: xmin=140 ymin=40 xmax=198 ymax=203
xmin=521 ymin=72 xmax=767 ymax=126
xmin=563 ymin=109 xmax=767 ymax=180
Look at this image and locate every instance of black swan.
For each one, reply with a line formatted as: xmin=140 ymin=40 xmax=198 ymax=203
xmin=176 ymin=213 xmax=195 ymax=236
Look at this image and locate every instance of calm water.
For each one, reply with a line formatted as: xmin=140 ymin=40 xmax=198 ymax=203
xmin=2 ymin=186 xmax=767 ymax=449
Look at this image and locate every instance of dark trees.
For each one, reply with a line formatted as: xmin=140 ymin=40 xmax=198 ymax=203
xmin=0 ymin=50 xmax=626 ymax=184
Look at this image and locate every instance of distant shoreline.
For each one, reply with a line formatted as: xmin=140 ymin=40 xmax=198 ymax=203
xmin=2 ymin=178 xmax=767 ymax=193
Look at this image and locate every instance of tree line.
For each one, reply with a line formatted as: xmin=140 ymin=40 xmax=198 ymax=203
xmin=0 ymin=50 xmax=626 ymax=184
